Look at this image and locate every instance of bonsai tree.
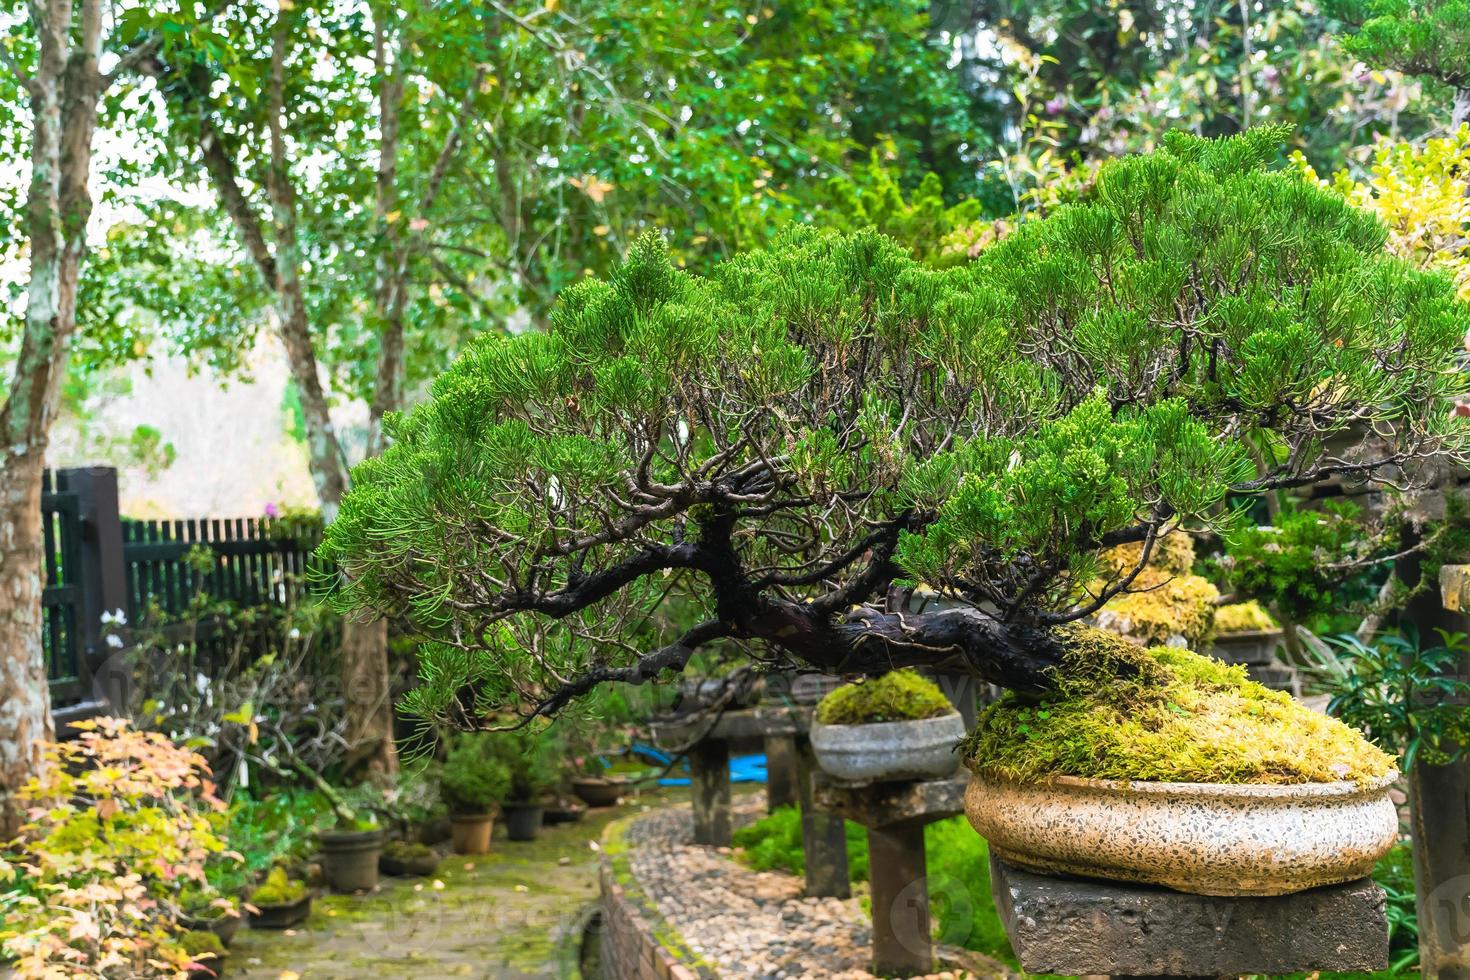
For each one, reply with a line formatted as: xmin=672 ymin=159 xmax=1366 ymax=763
xmin=440 ymin=735 xmax=512 ymax=816
xmin=489 ymin=733 xmax=560 ymax=804
xmin=321 ymin=127 xmax=1470 ymax=728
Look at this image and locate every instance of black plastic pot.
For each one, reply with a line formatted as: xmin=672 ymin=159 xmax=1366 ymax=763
xmin=571 ymin=777 xmax=625 ymax=808
xmin=503 ymin=803 xmax=545 ymax=841
xmin=247 ymin=894 xmax=312 ymax=929
xmin=319 ymin=828 xmax=383 ymax=893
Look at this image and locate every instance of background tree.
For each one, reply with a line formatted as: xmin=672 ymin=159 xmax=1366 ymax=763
xmin=320 ymin=129 xmax=1470 ymax=730
xmin=1334 ymin=0 xmax=1470 ymax=125
xmin=0 ymin=0 xmax=177 ymax=835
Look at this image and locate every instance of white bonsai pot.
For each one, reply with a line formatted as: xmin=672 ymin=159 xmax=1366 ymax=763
xmin=965 ymin=769 xmax=1398 ymax=897
xmin=810 ymin=712 xmax=965 ymax=782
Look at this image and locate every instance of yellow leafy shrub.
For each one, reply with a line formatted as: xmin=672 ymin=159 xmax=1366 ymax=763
xmin=1295 ymin=126 xmax=1470 ymax=303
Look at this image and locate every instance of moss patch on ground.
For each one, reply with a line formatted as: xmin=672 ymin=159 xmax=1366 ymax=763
xmin=966 ymin=626 xmax=1395 ymax=785
xmin=816 ymin=668 xmax=955 ymax=724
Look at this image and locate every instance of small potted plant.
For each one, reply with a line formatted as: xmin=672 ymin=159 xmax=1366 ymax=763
xmin=809 ymin=669 xmax=965 ymax=782
xmin=179 ymin=929 xmax=228 ymax=979
xmin=442 ymin=733 xmax=512 ymax=854
xmin=317 ymin=791 xmax=385 ymax=894
xmin=492 ymin=733 xmax=560 ymax=842
xmin=246 ymin=867 xmax=312 ymax=929
xmin=177 ymin=885 xmax=243 ymax=947
xmin=965 ymin=627 xmax=1398 ymax=896
xmin=379 ymin=840 xmax=441 ymax=877
xmin=569 ymin=754 xmax=626 ymax=808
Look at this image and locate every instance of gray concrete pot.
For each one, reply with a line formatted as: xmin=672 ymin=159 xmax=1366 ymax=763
xmin=809 ymin=711 xmax=965 ymax=782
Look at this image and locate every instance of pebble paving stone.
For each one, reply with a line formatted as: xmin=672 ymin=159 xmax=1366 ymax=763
xmin=625 ymin=797 xmax=1004 ymax=979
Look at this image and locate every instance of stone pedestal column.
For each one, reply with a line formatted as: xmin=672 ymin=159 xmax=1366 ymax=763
xmin=797 ymin=737 xmax=850 ymax=898
xmin=868 ymin=819 xmax=933 ymax=975
xmin=763 ymin=734 xmax=799 ymax=811
xmin=690 ymin=739 xmax=731 ymax=846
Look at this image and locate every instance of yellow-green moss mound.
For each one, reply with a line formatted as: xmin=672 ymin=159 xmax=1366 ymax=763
xmin=1215 ymin=600 xmax=1280 ymax=634
xmin=965 ymin=628 xmax=1394 ymax=785
xmin=1095 ymin=568 xmax=1220 ymax=647
xmin=817 ymin=669 xmax=954 ymax=725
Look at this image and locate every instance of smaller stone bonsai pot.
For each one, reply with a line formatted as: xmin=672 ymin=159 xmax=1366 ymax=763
xmin=571 ymin=776 xmax=625 ymax=807
xmin=1209 ymin=601 xmax=1285 ymax=666
xmin=318 ymin=826 xmax=383 ymax=893
xmin=246 ymin=868 xmax=312 ymax=929
xmin=809 ymin=669 xmax=964 ymax=782
xmin=380 ymin=840 xmax=440 ymax=877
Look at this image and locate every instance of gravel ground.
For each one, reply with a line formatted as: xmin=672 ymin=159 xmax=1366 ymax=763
xmin=623 ymin=799 xmax=1001 ymax=980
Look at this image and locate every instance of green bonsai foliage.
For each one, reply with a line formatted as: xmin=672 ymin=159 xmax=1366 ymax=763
xmin=321 ymin=127 xmax=1470 ymax=727
xmin=249 ymin=867 xmax=307 ymax=906
xmin=966 ymin=627 xmax=1396 ymax=785
xmin=816 ymin=669 xmax=955 ymax=725
xmin=486 ymin=732 xmax=560 ymax=803
xmin=1334 ymin=0 xmax=1470 ymax=96
xmin=1216 ymin=499 xmax=1378 ymax=625
xmin=440 ymin=734 xmax=513 ymax=814
xmin=1215 ymin=600 xmax=1281 ymax=634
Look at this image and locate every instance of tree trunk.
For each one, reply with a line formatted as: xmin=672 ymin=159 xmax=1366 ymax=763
xmin=340 ymin=616 xmax=397 ymax=776
xmin=0 ymin=0 xmax=108 ymax=835
xmin=0 ymin=458 xmax=55 ymax=838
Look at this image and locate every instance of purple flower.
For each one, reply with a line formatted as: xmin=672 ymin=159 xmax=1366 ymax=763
xmin=1045 ymin=96 xmax=1066 ymax=116
xmin=264 ymin=502 xmax=281 ymax=518
xmin=1262 ymin=66 xmax=1280 ymax=84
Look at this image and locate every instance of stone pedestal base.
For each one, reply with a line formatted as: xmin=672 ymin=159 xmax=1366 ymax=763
xmin=990 ymin=855 xmax=1389 ymax=977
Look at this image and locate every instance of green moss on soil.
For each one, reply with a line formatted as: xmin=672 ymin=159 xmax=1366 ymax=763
xmin=816 ymin=668 xmax=954 ymax=725
xmin=1214 ymin=600 xmax=1280 ymax=634
xmin=250 ymin=866 xmax=307 ymax=905
xmin=966 ymin=626 xmax=1395 ymax=785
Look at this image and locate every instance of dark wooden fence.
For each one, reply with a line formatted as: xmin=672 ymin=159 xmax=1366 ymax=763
xmin=41 ymin=467 xmax=325 ymax=721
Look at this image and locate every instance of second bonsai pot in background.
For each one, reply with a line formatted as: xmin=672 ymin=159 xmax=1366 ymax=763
xmin=319 ymin=827 xmax=383 ymax=893
xmin=450 ymin=813 xmax=495 ymax=854
xmin=502 ymin=802 xmax=545 ymax=841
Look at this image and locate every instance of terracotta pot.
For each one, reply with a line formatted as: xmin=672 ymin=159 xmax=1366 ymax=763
xmin=319 ymin=828 xmax=383 ymax=893
xmin=247 ymin=894 xmax=312 ymax=930
xmin=809 ymin=712 xmax=965 ymax=783
xmin=450 ymin=813 xmax=495 ymax=854
xmin=965 ymin=769 xmax=1399 ymax=896
xmin=503 ymin=803 xmax=545 ymax=841
xmin=571 ymin=777 xmax=625 ymax=808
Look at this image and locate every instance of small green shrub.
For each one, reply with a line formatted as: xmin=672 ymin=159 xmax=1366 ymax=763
xmin=731 ymin=805 xmax=869 ymax=881
xmin=486 ymin=731 xmax=561 ymax=802
xmin=441 ymin=734 xmax=514 ymax=814
xmin=249 ymin=867 xmax=307 ymax=906
xmin=966 ymin=627 xmax=1396 ymax=785
xmin=816 ymin=669 xmax=954 ymax=725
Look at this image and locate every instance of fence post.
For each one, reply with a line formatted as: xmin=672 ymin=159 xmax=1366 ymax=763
xmin=61 ymin=467 xmax=127 ymax=712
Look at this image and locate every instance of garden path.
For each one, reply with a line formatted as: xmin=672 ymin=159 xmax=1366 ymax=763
xmin=219 ymin=799 xmax=645 ymax=979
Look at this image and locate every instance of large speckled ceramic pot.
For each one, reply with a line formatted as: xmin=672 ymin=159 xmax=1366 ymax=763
xmin=810 ymin=712 xmax=965 ymax=782
xmin=965 ymin=769 xmax=1399 ymax=896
